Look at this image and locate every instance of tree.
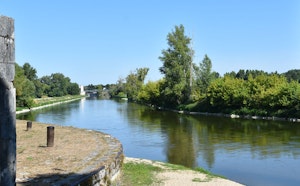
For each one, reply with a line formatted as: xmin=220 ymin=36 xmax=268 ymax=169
xmin=124 ymin=68 xmax=149 ymax=101
xmin=33 ymin=79 xmax=46 ymax=98
xmin=207 ymin=76 xmax=248 ymax=111
xmin=159 ymin=24 xmax=194 ymax=106
xmin=22 ymin=62 xmax=37 ymax=81
xmin=14 ymin=64 xmax=35 ymax=107
xmin=67 ymin=82 xmax=80 ymax=95
xmin=40 ymin=73 xmax=73 ymax=97
xmin=85 ymin=84 xmax=97 ymax=90
xmin=283 ymin=69 xmax=300 ymax=83
xmin=195 ymin=54 xmax=215 ymax=95
xmin=138 ymin=80 xmax=162 ymax=105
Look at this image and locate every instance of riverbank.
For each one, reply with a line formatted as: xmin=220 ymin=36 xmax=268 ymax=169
xmin=156 ymin=106 xmax=300 ymax=123
xmin=16 ymin=120 xmax=244 ymax=185
xmin=16 ymin=95 xmax=84 ymax=114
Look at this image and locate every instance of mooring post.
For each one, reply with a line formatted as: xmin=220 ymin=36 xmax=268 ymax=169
xmin=0 ymin=15 xmax=16 ymax=186
xmin=47 ymin=126 xmax=55 ymax=147
xmin=27 ymin=121 xmax=32 ymax=130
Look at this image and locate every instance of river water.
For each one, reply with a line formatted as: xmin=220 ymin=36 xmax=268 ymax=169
xmin=17 ymin=98 xmax=300 ymax=186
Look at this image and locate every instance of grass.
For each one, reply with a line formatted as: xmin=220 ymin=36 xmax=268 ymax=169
xmin=116 ymin=160 xmax=227 ymax=186
xmin=120 ymin=162 xmax=162 ymax=186
xmin=193 ymin=167 xmax=226 ymax=182
xmin=33 ymin=95 xmax=84 ymax=107
xmin=162 ymin=162 xmax=189 ymax=170
xmin=16 ymin=95 xmax=84 ymax=111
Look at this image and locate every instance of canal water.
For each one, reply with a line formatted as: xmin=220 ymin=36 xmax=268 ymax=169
xmin=17 ymin=98 xmax=300 ymax=186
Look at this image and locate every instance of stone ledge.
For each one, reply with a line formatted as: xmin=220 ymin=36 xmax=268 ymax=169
xmin=55 ymin=134 xmax=124 ymax=186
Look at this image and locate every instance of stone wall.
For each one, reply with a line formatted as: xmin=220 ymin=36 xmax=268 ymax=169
xmin=0 ymin=15 xmax=16 ymax=186
xmin=70 ymin=135 xmax=124 ymax=186
xmin=56 ymin=133 xmax=124 ymax=186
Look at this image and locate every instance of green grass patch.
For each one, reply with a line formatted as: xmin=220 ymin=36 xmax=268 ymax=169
xmin=33 ymin=95 xmax=84 ymax=107
xmin=16 ymin=95 xmax=84 ymax=112
xmin=194 ymin=167 xmax=226 ymax=179
xmin=122 ymin=162 xmax=162 ymax=186
xmin=162 ymin=162 xmax=189 ymax=170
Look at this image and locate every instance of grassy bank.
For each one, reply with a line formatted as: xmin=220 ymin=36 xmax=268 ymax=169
xmin=16 ymin=95 xmax=85 ymax=112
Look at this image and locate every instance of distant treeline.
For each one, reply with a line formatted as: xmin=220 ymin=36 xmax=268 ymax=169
xmin=15 ymin=63 xmax=80 ymax=108
xmin=90 ymin=25 xmax=300 ymax=118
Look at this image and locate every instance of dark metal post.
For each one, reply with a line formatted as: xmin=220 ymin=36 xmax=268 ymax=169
xmin=27 ymin=121 xmax=32 ymax=130
xmin=47 ymin=126 xmax=55 ymax=147
xmin=0 ymin=15 xmax=16 ymax=186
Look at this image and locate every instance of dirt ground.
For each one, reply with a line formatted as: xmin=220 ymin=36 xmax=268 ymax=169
xmin=16 ymin=120 xmax=108 ymax=185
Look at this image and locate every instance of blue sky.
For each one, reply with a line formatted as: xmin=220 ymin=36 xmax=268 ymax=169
xmin=1 ymin=0 xmax=299 ymax=85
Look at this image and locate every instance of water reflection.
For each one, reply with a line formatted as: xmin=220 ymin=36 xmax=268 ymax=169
xmin=124 ymin=102 xmax=300 ymax=166
xmin=17 ymin=99 xmax=300 ymax=186
xmin=122 ymin=102 xmax=300 ymax=185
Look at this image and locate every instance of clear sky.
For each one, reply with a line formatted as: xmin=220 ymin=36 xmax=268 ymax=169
xmin=1 ymin=0 xmax=299 ymax=85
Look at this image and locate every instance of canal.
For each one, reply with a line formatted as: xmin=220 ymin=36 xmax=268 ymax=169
xmin=17 ymin=98 xmax=300 ymax=186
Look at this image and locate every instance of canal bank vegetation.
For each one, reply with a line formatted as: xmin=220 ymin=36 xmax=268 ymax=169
xmin=105 ymin=25 xmax=300 ymax=119
xmin=15 ymin=62 xmax=81 ymax=109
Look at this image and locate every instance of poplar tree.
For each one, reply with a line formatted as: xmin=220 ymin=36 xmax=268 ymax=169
xmin=159 ymin=24 xmax=194 ymax=106
xmin=195 ymin=54 xmax=214 ymax=94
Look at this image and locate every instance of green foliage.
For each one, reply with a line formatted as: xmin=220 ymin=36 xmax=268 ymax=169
xmin=283 ymin=69 xmax=300 ymax=83
xmin=41 ymin=73 xmax=79 ymax=97
xmin=225 ymin=69 xmax=269 ymax=80
xmin=138 ymin=80 xmax=162 ymax=105
xmin=194 ymin=55 xmax=217 ymax=96
xmin=159 ymin=24 xmax=194 ymax=106
xmin=107 ymin=80 xmax=125 ymax=98
xmin=205 ymin=73 xmax=300 ymax=117
xmin=207 ymin=76 xmax=248 ymax=111
xmin=67 ymin=82 xmax=80 ymax=95
xmin=15 ymin=64 xmax=36 ymax=108
xmin=22 ymin=62 xmax=37 ymax=81
xmin=124 ymin=68 xmax=149 ymax=101
xmin=15 ymin=62 xmax=80 ymax=107
xmin=33 ymin=79 xmax=46 ymax=98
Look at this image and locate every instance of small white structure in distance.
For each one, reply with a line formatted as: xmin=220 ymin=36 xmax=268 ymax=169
xmin=80 ymin=85 xmax=86 ymax=95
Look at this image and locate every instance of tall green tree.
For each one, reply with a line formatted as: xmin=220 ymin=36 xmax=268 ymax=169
xmin=159 ymin=24 xmax=194 ymax=106
xmin=22 ymin=62 xmax=37 ymax=81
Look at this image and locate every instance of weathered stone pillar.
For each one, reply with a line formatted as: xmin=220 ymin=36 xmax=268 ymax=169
xmin=0 ymin=15 xmax=16 ymax=186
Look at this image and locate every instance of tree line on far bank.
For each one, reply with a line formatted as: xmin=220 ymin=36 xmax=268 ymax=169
xmin=91 ymin=24 xmax=300 ymax=118
xmin=15 ymin=63 xmax=80 ymax=108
